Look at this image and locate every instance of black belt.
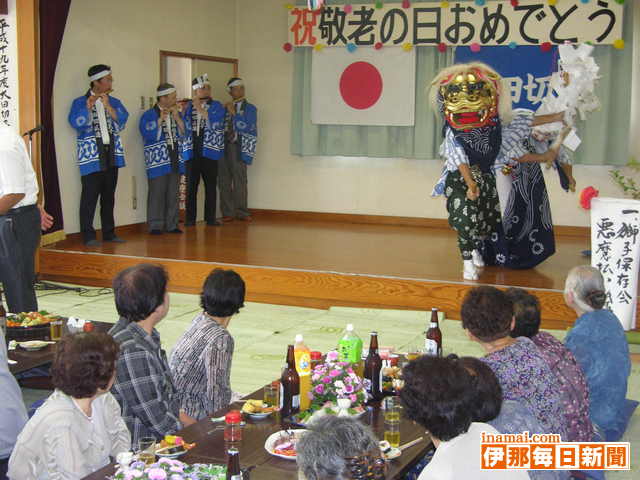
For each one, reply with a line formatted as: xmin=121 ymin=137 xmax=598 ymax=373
xmin=2 ymin=204 xmax=37 ymax=217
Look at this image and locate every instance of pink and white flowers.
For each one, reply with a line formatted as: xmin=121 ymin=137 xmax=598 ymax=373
xmin=306 ymin=350 xmax=367 ymax=411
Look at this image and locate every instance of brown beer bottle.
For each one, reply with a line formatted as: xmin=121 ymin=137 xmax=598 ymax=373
xmin=280 ymin=344 xmax=300 ymax=417
xmin=226 ymin=447 xmax=242 ymax=480
xmin=364 ymin=332 xmax=383 ymax=402
xmin=424 ymin=308 xmax=442 ymax=356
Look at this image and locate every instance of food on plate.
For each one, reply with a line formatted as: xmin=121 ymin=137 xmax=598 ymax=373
xmin=159 ymin=435 xmax=195 ymax=451
xmin=273 ymin=432 xmax=298 ymax=457
xmin=382 ymin=366 xmax=405 ymax=393
xmin=6 ymin=311 xmax=59 ymax=328
xmin=241 ymin=399 xmax=277 ymax=414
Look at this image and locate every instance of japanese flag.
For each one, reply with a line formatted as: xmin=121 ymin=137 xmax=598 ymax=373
xmin=311 ymin=46 xmax=416 ymax=126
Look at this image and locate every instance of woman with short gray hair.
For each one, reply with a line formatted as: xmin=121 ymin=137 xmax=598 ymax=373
xmin=563 ymin=265 xmax=631 ymax=441
xmin=296 ymin=416 xmax=385 ymax=480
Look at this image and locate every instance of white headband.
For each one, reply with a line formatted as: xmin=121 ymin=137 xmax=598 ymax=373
xmin=89 ymin=69 xmax=111 ymax=82
xmin=192 ymin=74 xmax=210 ymax=91
xmin=157 ymin=87 xmax=176 ymax=97
xmin=226 ymin=79 xmax=244 ymax=92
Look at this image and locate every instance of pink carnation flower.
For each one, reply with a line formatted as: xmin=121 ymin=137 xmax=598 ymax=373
xmin=350 ymin=394 xmax=358 ymax=403
xmin=329 ymin=369 xmax=341 ymax=377
xmin=147 ymin=468 xmax=167 ymax=480
xmin=315 ymin=384 xmax=325 ymax=395
xmin=326 ymin=351 xmax=339 ymax=362
xmin=322 ymin=376 xmax=332 ymax=384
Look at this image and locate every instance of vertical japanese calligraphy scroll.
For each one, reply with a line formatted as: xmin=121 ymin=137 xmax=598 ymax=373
xmin=591 ymin=197 xmax=640 ymax=330
xmin=0 ymin=0 xmax=18 ymax=129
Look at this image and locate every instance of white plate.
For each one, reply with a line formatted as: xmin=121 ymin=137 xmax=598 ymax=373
xmin=19 ymin=341 xmax=51 ymax=351
xmin=264 ymin=429 xmax=306 ymax=460
xmin=156 ymin=449 xmax=188 ymax=459
xmin=248 ymin=411 xmax=273 ymax=420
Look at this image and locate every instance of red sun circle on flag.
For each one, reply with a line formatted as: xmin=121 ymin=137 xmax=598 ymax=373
xmin=339 ymin=61 xmax=383 ymax=110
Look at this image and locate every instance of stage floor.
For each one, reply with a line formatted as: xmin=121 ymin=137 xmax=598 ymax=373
xmin=43 ymin=214 xmax=589 ymax=291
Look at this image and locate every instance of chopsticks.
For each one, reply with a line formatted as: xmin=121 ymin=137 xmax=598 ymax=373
xmin=399 ymin=436 xmax=424 ymax=451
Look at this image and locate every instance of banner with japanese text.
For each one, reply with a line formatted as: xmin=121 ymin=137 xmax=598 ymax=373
xmin=288 ymin=0 xmax=624 ymax=48
xmin=0 ymin=0 xmax=18 ymax=130
xmin=591 ymin=197 xmax=640 ymax=331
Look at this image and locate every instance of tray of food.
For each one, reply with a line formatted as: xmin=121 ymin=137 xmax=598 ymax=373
xmin=5 ymin=311 xmax=61 ymax=342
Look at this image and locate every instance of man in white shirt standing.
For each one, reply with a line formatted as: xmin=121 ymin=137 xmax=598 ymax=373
xmin=0 ymin=126 xmax=53 ymax=313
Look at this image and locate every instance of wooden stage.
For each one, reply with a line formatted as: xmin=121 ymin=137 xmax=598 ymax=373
xmin=39 ymin=211 xmax=594 ymax=330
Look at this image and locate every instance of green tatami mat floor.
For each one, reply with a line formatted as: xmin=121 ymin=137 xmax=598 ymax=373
xmin=26 ymin=284 xmax=640 ymax=477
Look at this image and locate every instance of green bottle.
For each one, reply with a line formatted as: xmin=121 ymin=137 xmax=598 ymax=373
xmin=338 ymin=324 xmax=363 ymax=364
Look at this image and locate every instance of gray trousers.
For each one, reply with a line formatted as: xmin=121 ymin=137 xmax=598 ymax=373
xmin=147 ymin=172 xmax=180 ymax=231
xmin=0 ymin=205 xmax=40 ymax=313
xmin=219 ymin=142 xmax=249 ymax=218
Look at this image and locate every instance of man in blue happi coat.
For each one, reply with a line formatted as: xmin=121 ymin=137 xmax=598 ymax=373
xmin=182 ymin=74 xmax=225 ymax=226
xmin=139 ymin=83 xmax=187 ymax=235
xmin=219 ymin=77 xmax=258 ymax=223
xmin=68 ymin=64 xmax=129 ymax=246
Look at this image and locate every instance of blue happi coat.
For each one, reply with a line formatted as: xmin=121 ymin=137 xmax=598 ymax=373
xmin=182 ymin=99 xmax=225 ymax=161
xmin=231 ymin=101 xmax=258 ymax=165
xmin=138 ymin=107 xmax=187 ymax=179
xmin=68 ymin=93 xmax=129 ymax=176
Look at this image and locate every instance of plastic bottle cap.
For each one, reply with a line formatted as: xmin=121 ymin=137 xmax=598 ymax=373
xmin=295 ymin=334 xmax=304 ymax=343
xmin=346 ymin=324 xmax=354 ymax=331
xmin=310 ymin=351 xmax=322 ymax=360
xmin=225 ymin=410 xmax=242 ymax=424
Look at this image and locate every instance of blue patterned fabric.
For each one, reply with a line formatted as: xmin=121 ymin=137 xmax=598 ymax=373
xmin=182 ymin=100 xmax=225 ymax=161
xmin=432 ymin=128 xmax=470 ymax=197
xmin=564 ymin=309 xmax=631 ymax=440
xmin=138 ymin=108 xmax=187 ymax=179
xmin=233 ymin=102 xmax=258 ymax=165
xmin=68 ymin=94 xmax=128 ymax=176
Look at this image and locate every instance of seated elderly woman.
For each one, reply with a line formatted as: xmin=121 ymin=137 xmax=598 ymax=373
xmin=297 ymin=416 xmax=385 ymax=480
xmin=8 ymin=332 xmax=130 ymax=479
xmin=400 ymin=355 xmax=528 ymax=479
xmin=506 ymin=287 xmax=593 ymax=442
xmin=461 ymin=286 xmax=567 ymax=440
xmin=170 ymin=269 xmax=245 ymax=420
xmin=457 ymin=356 xmax=568 ymax=480
xmin=563 ymin=266 xmax=631 ymax=441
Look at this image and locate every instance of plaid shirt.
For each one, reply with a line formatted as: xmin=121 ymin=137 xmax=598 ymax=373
xmin=109 ymin=319 xmax=181 ymax=445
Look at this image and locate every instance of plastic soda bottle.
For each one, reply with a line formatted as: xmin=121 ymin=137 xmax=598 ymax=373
xmin=294 ymin=334 xmax=312 ymax=411
xmin=338 ymin=324 xmax=363 ymax=369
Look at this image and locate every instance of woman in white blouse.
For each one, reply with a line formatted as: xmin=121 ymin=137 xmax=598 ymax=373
xmin=8 ymin=332 xmax=131 ymax=480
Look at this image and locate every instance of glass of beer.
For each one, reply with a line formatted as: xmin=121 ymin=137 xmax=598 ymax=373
xmin=406 ymin=343 xmax=420 ymax=361
xmin=136 ymin=437 xmax=156 ymax=466
xmin=383 ymin=396 xmax=401 ymax=422
xmin=49 ymin=319 xmax=63 ymax=341
xmin=384 ymin=419 xmax=400 ymax=448
xmin=263 ymin=382 xmax=279 ymax=408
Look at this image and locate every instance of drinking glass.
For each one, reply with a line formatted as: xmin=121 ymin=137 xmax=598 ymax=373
xmin=49 ymin=319 xmax=63 ymax=341
xmin=406 ymin=343 xmax=420 ymax=361
xmin=384 ymin=419 xmax=400 ymax=448
xmin=263 ymin=382 xmax=279 ymax=408
xmin=136 ymin=437 xmax=156 ymax=466
xmin=383 ymin=396 xmax=401 ymax=422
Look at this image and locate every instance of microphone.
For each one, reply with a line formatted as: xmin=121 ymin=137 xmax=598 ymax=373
xmin=22 ymin=125 xmax=44 ymax=137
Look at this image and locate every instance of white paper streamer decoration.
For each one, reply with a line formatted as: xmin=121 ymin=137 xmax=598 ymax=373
xmin=591 ymin=197 xmax=640 ymax=330
xmin=308 ymin=0 xmax=325 ymax=10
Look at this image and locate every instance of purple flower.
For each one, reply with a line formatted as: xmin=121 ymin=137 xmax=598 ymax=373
xmin=170 ymin=475 xmax=185 ymax=480
xmin=130 ymin=461 xmax=146 ymax=470
xmin=338 ymin=362 xmax=349 ymax=367
xmin=345 ymin=384 xmax=354 ymax=393
xmin=322 ymin=376 xmax=332 ymax=384
xmin=315 ymin=384 xmax=325 ymax=395
xmin=308 ymin=391 xmax=315 ymax=400
xmin=147 ymin=468 xmax=167 ymax=480
xmin=329 ymin=369 xmax=341 ymax=377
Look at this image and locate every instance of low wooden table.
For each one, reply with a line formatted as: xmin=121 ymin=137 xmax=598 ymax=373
xmin=83 ymin=387 xmax=433 ymax=480
xmin=8 ymin=320 xmax=112 ymax=375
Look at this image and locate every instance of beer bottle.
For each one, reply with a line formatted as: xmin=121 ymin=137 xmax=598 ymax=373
xmin=364 ymin=332 xmax=383 ymax=402
xmin=226 ymin=447 xmax=242 ymax=480
xmin=280 ymin=344 xmax=300 ymax=417
xmin=424 ymin=308 xmax=442 ymax=356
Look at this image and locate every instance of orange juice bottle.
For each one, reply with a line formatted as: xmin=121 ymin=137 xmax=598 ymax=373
xmin=294 ymin=334 xmax=312 ymax=412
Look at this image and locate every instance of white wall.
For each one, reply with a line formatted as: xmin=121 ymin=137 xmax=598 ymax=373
xmin=237 ymin=0 xmax=639 ymax=228
xmin=54 ymin=0 xmax=236 ymax=234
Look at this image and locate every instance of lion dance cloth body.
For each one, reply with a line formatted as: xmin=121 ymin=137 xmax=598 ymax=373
xmin=430 ymin=63 xmax=506 ymax=277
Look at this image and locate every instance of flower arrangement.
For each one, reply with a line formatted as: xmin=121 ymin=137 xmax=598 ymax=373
xmin=299 ymin=350 xmax=367 ymax=422
xmin=112 ymin=458 xmax=226 ymax=480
